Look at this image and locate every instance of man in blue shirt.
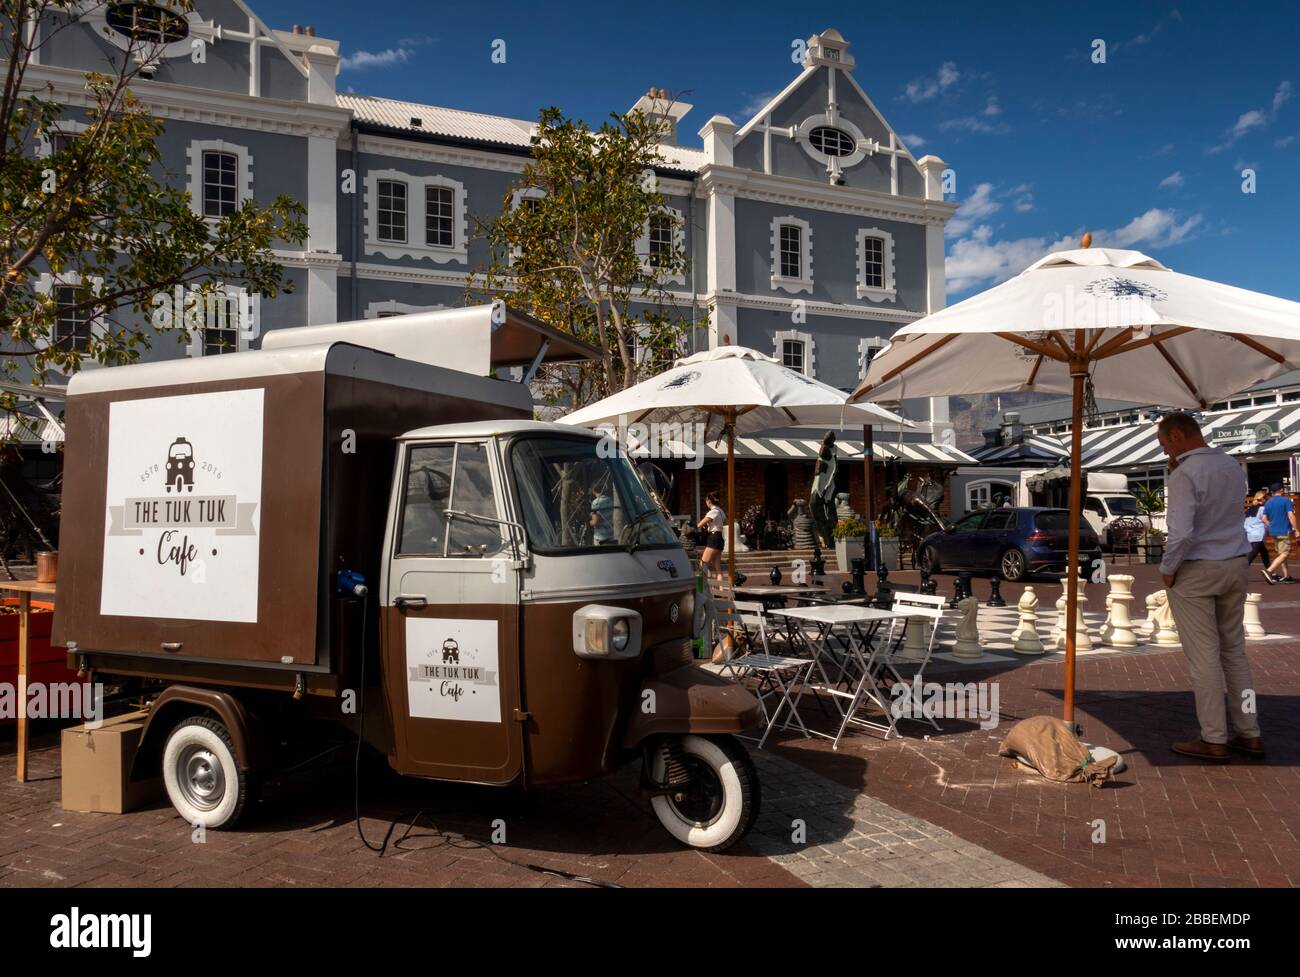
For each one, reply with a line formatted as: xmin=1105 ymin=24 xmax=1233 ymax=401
xmin=1157 ymin=413 xmax=1262 ymax=762
xmin=1262 ymin=483 xmax=1297 ymax=583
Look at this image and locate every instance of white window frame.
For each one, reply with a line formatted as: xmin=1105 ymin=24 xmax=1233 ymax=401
xmin=966 ymin=479 xmax=1015 ymax=512
xmin=364 ymin=169 xmax=467 ymax=264
xmin=35 ymin=119 xmax=90 ymax=158
xmin=186 ymin=139 xmax=253 ymax=220
xmin=795 ymin=114 xmax=869 ymax=170
xmin=637 ymin=206 xmax=686 ymax=285
xmin=184 ymin=285 xmax=260 ymax=357
xmin=858 ymin=336 xmax=888 ymax=380
xmin=508 ymin=186 xmax=547 ymax=266
xmin=80 ymin=4 xmax=220 ymax=63
xmin=856 ymin=227 xmax=897 ymax=302
xmin=774 ymin=328 xmax=815 ymax=377
xmin=364 ymin=300 xmax=448 ymax=320
xmin=770 ymin=216 xmax=813 ymax=294
xmin=33 ymin=271 xmax=106 ymax=368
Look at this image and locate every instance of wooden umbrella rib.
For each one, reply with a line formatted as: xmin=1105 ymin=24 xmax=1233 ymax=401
xmin=1100 ymin=326 xmax=1196 ymax=358
xmin=1228 ymin=332 xmax=1286 ymax=363
xmin=877 ymin=333 xmax=960 ymax=384
xmin=1026 ymin=354 xmax=1044 ymax=387
xmin=1090 ymin=327 xmax=1137 ymax=360
xmin=994 ymin=333 xmax=1067 ymax=360
xmin=1152 ymin=340 xmax=1206 ymax=407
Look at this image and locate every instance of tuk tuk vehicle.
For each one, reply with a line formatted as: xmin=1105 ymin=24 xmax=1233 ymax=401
xmin=53 ymin=305 xmax=763 ymax=852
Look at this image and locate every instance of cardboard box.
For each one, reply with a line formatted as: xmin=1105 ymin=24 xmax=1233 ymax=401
xmin=60 ymin=710 xmax=162 ymax=814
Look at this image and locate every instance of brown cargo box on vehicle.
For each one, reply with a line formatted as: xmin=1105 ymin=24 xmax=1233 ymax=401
xmin=53 ymin=305 xmax=587 ymax=682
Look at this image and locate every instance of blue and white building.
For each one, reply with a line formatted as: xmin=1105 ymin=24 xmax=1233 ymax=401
xmin=23 ymin=4 xmax=960 ymax=444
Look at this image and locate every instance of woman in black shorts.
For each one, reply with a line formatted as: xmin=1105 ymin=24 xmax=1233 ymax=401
xmin=697 ymin=491 xmax=726 ymax=578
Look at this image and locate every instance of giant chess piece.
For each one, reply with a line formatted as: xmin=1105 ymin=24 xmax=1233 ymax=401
xmin=1142 ymin=591 xmax=1161 ymax=639
xmin=1048 ymin=577 xmax=1069 ymax=650
xmin=987 ymin=572 xmax=1007 ymax=608
xmin=873 ymin=563 xmax=893 ymax=609
xmin=787 ymin=499 xmax=815 ymax=548
xmin=1106 ymin=574 xmax=1138 ymax=648
xmin=958 ymin=571 xmax=975 ymax=607
xmin=921 ymin=573 xmax=939 ymax=597
xmin=952 ymin=595 xmax=983 ymax=659
xmin=1099 ymin=594 xmax=1114 ymax=645
xmin=1150 ymin=589 xmax=1181 ymax=647
xmin=899 ymin=614 xmax=931 ymax=661
xmin=919 ymin=562 xmax=932 ymax=594
xmin=1012 ymin=585 xmax=1045 ymax=655
xmin=1244 ymin=592 xmax=1266 ymax=638
xmin=1070 ymin=574 xmax=1094 ymax=652
xmin=948 ymin=576 xmax=964 ymax=610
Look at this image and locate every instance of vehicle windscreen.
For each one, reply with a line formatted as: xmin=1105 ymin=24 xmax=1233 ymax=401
xmin=1035 ymin=511 xmax=1094 ymax=533
xmin=1102 ymin=496 xmax=1139 ymax=516
xmin=511 ymin=436 xmax=677 ymax=554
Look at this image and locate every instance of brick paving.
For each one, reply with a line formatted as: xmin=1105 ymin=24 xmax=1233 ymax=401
xmin=0 ymin=561 xmax=1296 ymax=887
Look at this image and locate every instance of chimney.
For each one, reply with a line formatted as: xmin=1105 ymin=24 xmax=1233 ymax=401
xmin=630 ymin=89 xmax=693 ymax=146
xmin=1000 ymin=411 xmax=1024 ymax=446
xmin=306 ymin=25 xmax=316 ymax=37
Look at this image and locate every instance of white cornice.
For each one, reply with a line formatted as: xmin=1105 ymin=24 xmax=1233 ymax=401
xmin=696 ymin=164 xmax=958 ymax=225
xmin=23 ymin=64 xmax=351 ymax=139
xmin=273 ymin=250 xmax=343 ymax=268
xmin=704 ymin=290 xmax=922 ymax=323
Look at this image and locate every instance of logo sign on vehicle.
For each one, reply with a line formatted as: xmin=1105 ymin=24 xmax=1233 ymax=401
xmin=405 ymin=617 xmax=501 ymax=723
xmin=1211 ymin=421 xmax=1279 ymax=447
xmin=100 ymin=389 xmax=264 ymax=623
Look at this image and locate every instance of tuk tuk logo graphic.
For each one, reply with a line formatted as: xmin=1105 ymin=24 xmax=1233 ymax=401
xmin=106 ymin=433 xmax=259 ymax=578
xmin=406 ymin=618 xmax=501 ymax=723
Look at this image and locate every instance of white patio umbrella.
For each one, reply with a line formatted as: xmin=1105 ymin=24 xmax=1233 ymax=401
xmin=853 ymin=238 xmax=1300 ymax=723
xmin=562 ymin=345 xmax=908 ymax=581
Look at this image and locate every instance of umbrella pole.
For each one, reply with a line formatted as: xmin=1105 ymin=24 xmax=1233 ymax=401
xmin=726 ymin=412 xmax=736 ymax=585
xmin=1064 ymin=340 xmax=1086 ymax=726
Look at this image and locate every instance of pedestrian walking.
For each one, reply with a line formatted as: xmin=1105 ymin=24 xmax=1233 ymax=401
xmin=1262 ymin=483 xmax=1298 ymax=583
xmin=1244 ymin=490 xmax=1270 ymax=567
xmin=697 ymin=491 xmax=726 ymax=578
xmin=1157 ymin=413 xmax=1263 ymax=762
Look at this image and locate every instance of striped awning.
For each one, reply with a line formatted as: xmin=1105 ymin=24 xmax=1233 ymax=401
xmin=1017 ymin=404 xmax=1300 ymax=470
xmin=0 ymin=413 xmax=64 ymax=445
xmin=701 ymin=435 xmax=976 ymax=465
xmin=969 ymin=434 xmax=1068 ymax=464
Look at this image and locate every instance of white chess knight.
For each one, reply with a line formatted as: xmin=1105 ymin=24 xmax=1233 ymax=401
xmin=1105 ymin=574 xmax=1139 ymax=648
xmin=1013 ymin=585 xmax=1045 ymax=655
xmin=1148 ymin=589 xmax=1181 ymax=647
xmin=1099 ymin=593 xmax=1114 ymax=645
xmin=1142 ymin=592 xmax=1161 ymax=638
xmin=952 ymin=595 xmax=983 ymax=659
xmin=1243 ymin=592 xmax=1266 ymax=638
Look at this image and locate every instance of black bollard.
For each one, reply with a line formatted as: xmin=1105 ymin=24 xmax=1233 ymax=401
xmin=947 ymin=577 xmax=963 ymax=609
xmin=770 ymin=565 xmax=783 ymax=585
xmin=986 ymin=572 xmax=1007 ymax=608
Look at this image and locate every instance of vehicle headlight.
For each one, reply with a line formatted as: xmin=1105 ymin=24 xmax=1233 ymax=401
xmin=572 ymin=605 xmax=642 ymax=660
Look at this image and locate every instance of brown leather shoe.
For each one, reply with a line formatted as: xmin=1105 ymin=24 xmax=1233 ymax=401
xmin=1227 ymin=735 xmax=1266 ymax=759
xmin=1171 ymin=739 xmax=1231 ymax=762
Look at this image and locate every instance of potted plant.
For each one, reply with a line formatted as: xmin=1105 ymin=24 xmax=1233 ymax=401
xmin=877 ymin=521 xmax=900 ymax=570
xmin=1139 ymin=528 xmax=1167 ymax=564
xmin=833 ymin=517 xmax=868 ymax=572
xmin=1132 ymin=484 xmax=1165 ymax=532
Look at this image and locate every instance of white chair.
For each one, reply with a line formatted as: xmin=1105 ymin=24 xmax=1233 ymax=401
xmin=881 ymin=592 xmax=947 ymax=732
xmin=718 ymin=597 xmax=814 ymax=748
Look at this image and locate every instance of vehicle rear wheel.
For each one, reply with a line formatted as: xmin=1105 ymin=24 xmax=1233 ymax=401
xmin=918 ymin=545 xmax=941 ymax=575
xmin=649 ymin=735 xmax=759 ymax=852
xmin=1000 ymin=547 xmax=1027 ymax=582
xmin=162 ymin=716 xmax=249 ymax=829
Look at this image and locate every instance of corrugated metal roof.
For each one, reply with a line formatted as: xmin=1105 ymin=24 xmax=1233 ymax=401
xmin=338 ymin=92 xmax=706 ymax=172
xmin=969 ymin=434 xmax=1067 ymax=464
xmin=0 ymin=414 xmax=64 ymax=444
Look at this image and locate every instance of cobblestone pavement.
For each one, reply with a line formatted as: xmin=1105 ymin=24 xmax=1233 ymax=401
xmin=747 ymin=751 xmax=1061 ymax=887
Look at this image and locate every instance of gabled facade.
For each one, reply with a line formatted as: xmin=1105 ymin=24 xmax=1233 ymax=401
xmin=22 ymin=8 xmax=956 ymax=438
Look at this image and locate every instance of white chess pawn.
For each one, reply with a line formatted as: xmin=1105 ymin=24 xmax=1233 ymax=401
xmin=1107 ymin=574 xmax=1138 ymax=649
xmin=1071 ymin=584 xmax=1094 ymax=652
xmin=899 ymin=615 xmax=930 ymax=659
xmin=1013 ymin=585 xmax=1045 ymax=655
xmin=1244 ymin=592 xmax=1266 ymax=638
xmin=952 ymin=595 xmax=983 ymax=659
xmin=1049 ymin=578 xmax=1069 ymax=650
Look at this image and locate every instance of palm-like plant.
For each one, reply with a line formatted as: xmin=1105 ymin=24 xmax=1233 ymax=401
xmin=1132 ymin=484 xmax=1166 ymax=533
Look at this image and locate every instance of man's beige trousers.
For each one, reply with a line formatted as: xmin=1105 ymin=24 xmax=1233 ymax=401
xmin=1167 ymin=556 xmax=1261 ymax=744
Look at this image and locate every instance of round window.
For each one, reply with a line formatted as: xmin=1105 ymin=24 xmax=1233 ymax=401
xmin=808 ymin=126 xmax=856 ymax=157
xmin=106 ymin=3 xmax=190 ymax=44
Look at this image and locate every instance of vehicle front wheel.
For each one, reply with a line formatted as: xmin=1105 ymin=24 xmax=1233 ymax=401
xmin=649 ymin=735 xmax=759 ymax=852
xmin=162 ymin=716 xmax=250 ymax=829
xmin=1000 ymin=547 xmax=1027 ymax=582
xmin=918 ymin=545 xmax=941 ymax=575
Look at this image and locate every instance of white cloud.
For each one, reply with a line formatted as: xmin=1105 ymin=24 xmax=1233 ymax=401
xmin=1277 ymin=133 xmax=1299 ymax=148
xmin=983 ymin=95 xmax=1002 ymax=117
xmin=736 ymin=90 xmax=778 ymax=121
xmin=1274 ymin=80 xmax=1293 ymax=113
xmin=1013 ymin=193 xmax=1034 ymax=213
xmin=904 ymin=61 xmax=960 ymax=103
xmin=899 ymin=133 xmax=925 ymax=149
xmin=1207 ymin=80 xmax=1292 ymax=152
xmin=946 ymin=209 xmax=1202 ymax=292
xmin=945 ymin=182 xmax=1000 ymax=237
xmin=1159 ymin=171 xmax=1184 ymax=189
xmin=940 ymin=115 xmax=1005 ymax=134
xmin=341 ymin=46 xmax=413 ymax=71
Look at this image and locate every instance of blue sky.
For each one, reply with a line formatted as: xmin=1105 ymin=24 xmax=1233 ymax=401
xmin=256 ymin=0 xmax=1299 ymax=300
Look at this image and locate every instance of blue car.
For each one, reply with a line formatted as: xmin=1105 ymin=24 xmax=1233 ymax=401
xmin=916 ymin=507 xmax=1102 ymax=582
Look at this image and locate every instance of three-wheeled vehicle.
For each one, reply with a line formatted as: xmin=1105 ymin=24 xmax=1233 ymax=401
xmin=53 ymin=305 xmax=762 ymax=851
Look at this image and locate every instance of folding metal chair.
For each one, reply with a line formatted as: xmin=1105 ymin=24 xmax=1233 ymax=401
xmin=881 ymin=592 xmax=947 ymax=732
xmin=717 ymin=599 xmax=814 ymax=747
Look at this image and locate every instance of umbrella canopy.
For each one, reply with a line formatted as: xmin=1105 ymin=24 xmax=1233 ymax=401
xmin=563 ymin=345 xmax=906 ymax=437
xmin=561 ymin=345 xmax=909 ymax=581
xmin=853 ymin=242 xmax=1300 ymax=724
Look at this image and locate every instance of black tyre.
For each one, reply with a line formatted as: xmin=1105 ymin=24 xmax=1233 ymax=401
xmin=918 ymin=544 xmax=942 ymax=575
xmin=649 ymin=735 xmax=760 ymax=852
xmin=161 ymin=716 xmax=250 ymax=829
xmin=1000 ymin=547 xmax=1027 ymax=582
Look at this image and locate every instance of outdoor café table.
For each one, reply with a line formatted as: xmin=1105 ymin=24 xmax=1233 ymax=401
xmin=733 ymin=584 xmax=828 ymax=611
xmin=768 ymin=604 xmax=931 ymax=747
xmin=3 ymin=579 xmax=57 ymax=783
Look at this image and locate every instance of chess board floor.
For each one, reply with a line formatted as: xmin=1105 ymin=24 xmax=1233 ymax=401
xmin=916 ymin=601 xmax=1292 ymax=674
